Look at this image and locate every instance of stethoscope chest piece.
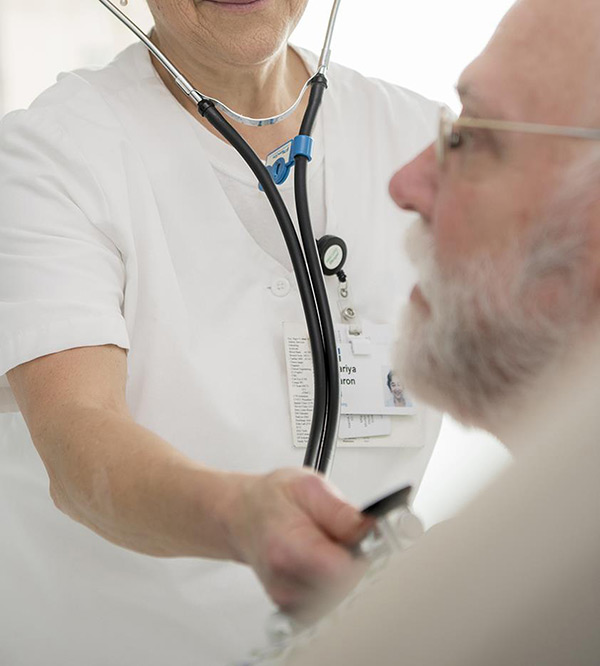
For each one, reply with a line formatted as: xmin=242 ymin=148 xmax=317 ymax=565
xmin=357 ymin=485 xmax=424 ymax=564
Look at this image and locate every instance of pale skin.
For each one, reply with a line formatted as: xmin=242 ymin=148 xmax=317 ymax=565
xmin=7 ymin=0 xmax=371 ymax=614
xmin=148 ymin=0 xmax=313 ymax=159
xmin=389 ymin=0 xmax=600 ymax=314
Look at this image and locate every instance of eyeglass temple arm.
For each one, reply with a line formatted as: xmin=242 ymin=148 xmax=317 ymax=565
xmin=456 ymin=116 xmax=600 ymax=141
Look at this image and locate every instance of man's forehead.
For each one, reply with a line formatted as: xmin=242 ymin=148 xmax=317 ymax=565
xmin=457 ymin=0 xmax=600 ymax=122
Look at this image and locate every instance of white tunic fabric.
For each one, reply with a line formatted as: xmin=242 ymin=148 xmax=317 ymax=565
xmin=193 ymin=94 xmax=326 ymax=270
xmin=0 ymin=43 xmax=441 ymax=666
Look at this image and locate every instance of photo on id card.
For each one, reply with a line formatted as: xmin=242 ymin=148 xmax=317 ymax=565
xmin=337 ymin=340 xmax=416 ymax=417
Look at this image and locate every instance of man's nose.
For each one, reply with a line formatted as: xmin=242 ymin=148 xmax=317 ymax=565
xmin=389 ymin=143 xmax=437 ymax=220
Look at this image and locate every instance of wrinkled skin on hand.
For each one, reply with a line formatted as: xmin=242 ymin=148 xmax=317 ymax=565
xmin=222 ymin=468 xmax=374 ymax=620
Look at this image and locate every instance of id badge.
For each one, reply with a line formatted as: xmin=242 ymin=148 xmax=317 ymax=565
xmin=283 ymin=322 xmax=418 ymax=449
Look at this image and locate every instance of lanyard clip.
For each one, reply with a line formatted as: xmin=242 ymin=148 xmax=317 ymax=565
xmin=338 ymin=277 xmax=362 ymax=336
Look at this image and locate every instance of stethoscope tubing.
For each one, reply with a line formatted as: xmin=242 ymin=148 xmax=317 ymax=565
xmin=294 ymin=78 xmax=340 ymax=474
xmin=198 ymin=98 xmax=338 ymax=475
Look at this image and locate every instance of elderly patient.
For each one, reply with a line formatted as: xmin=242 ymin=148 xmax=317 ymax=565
xmin=288 ymin=0 xmax=600 ymax=664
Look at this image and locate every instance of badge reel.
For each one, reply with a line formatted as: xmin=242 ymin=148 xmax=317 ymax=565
xmin=316 ymin=235 xmax=362 ymax=336
xmin=233 ymin=486 xmax=424 ymax=666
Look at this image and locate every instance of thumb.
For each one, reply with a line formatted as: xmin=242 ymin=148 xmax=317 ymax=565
xmin=294 ymin=475 xmax=374 ymax=546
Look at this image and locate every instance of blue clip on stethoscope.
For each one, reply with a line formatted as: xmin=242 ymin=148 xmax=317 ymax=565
xmin=97 ymin=0 xmax=346 ymax=477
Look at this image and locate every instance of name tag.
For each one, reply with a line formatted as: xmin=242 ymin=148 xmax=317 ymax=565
xmin=284 ymin=322 xmax=417 ymax=449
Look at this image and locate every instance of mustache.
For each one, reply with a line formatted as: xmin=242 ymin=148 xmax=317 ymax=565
xmin=404 ymin=217 xmax=432 ymax=267
xmin=403 ymin=217 xmax=438 ymax=305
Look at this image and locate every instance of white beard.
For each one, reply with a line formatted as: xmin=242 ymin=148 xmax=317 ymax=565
xmin=395 ymin=210 xmax=592 ymax=431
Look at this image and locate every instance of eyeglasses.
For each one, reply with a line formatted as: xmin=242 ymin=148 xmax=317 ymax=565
xmin=437 ymin=106 xmax=600 ymax=168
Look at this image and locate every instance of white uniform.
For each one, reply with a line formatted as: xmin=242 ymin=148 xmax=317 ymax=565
xmin=0 ymin=43 xmax=441 ymax=666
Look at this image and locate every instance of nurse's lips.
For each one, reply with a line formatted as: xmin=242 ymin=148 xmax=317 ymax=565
xmin=204 ymin=0 xmax=269 ymax=9
xmin=410 ymin=284 xmax=431 ymax=315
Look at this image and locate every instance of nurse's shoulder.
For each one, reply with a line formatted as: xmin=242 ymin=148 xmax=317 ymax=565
xmin=283 ymin=51 xmax=438 ymax=178
xmin=0 ymin=43 xmax=155 ymax=245
xmin=324 ymin=56 xmax=439 ymax=157
xmin=0 ymin=43 xmax=145 ymax=161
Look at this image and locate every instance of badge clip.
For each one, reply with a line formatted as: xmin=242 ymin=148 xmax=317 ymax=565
xmin=338 ymin=278 xmax=363 ymax=336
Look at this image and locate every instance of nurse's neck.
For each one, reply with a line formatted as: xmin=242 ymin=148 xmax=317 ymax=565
xmin=149 ymin=30 xmax=310 ymax=161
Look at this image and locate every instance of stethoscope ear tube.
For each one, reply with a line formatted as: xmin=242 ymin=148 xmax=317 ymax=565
xmin=201 ymin=81 xmax=340 ymax=476
xmin=198 ymin=100 xmax=331 ymax=465
xmin=294 ymin=76 xmax=341 ymax=475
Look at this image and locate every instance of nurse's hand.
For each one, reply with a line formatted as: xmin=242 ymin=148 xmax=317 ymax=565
xmin=220 ymin=469 xmax=373 ymax=618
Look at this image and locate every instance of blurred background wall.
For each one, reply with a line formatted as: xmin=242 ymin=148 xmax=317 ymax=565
xmin=0 ymin=0 xmax=515 ymax=526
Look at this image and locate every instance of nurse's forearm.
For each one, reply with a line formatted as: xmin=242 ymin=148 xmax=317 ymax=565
xmin=34 ymin=405 xmax=371 ymax=613
xmin=25 ymin=402 xmax=372 ymax=614
xmin=8 ymin=345 xmax=369 ymax=613
xmin=38 ymin=404 xmax=242 ymax=558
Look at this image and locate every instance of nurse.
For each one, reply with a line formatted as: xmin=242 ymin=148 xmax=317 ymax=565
xmin=0 ymin=1 xmax=441 ymax=664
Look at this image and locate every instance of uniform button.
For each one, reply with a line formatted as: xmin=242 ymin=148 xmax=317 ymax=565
xmin=271 ymin=277 xmax=291 ymax=297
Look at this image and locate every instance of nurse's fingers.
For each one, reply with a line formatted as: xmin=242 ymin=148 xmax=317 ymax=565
xmin=259 ymin=472 xmax=372 ymax=611
xmin=261 ymin=522 xmax=367 ymax=618
xmin=222 ymin=468 xmax=373 ymax=613
xmin=289 ymin=472 xmax=374 ymax=546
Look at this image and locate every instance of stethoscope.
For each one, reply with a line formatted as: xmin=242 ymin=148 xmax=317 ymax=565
xmin=97 ymin=0 xmax=345 ymax=476
xmin=97 ymin=5 xmax=426 ymax=658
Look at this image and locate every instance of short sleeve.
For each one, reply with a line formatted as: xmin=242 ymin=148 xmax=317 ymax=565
xmin=0 ymin=108 xmax=130 ymax=412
